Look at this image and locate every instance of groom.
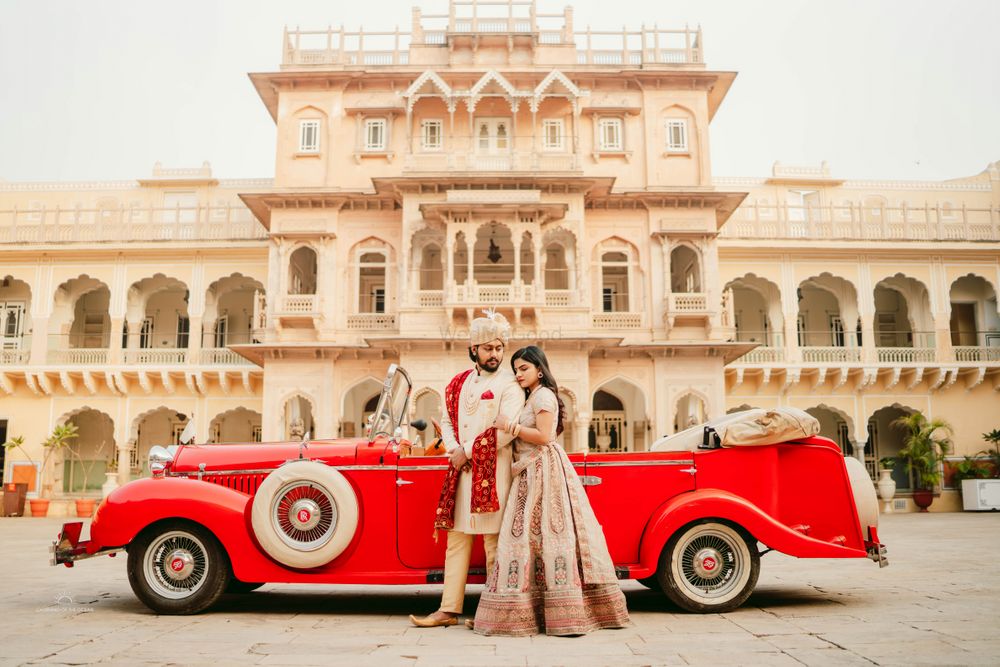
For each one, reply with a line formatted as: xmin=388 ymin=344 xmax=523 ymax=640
xmin=410 ymin=309 xmax=524 ymax=627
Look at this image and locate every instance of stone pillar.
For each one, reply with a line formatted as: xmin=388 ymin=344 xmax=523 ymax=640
xmin=29 ymin=316 xmax=50 ymax=364
xmin=117 ymin=440 xmax=134 ymax=486
xmin=466 ymin=235 xmax=475 ymax=289
xmin=445 ymin=233 xmax=455 ymax=296
xmin=933 ymin=312 xmax=952 ymax=362
xmin=512 ymin=233 xmax=522 ymax=287
xmin=860 ymin=314 xmax=876 ymax=364
xmin=187 ymin=315 xmax=203 ymax=364
xmin=109 ymin=316 xmax=125 ymax=364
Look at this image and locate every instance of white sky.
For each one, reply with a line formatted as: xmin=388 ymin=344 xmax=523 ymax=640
xmin=0 ymin=0 xmax=997 ymax=183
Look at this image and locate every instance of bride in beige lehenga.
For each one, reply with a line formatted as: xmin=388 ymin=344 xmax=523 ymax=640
xmin=472 ymin=345 xmax=630 ymax=636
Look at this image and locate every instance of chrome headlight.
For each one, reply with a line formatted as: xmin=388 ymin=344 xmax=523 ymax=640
xmin=148 ymin=446 xmax=175 ymax=478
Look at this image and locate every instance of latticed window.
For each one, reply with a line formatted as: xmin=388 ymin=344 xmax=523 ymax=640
xmin=665 ymin=119 xmax=688 ymax=152
xmin=598 ymin=118 xmax=622 ymax=151
xmin=365 ymin=118 xmax=387 ymax=151
xmin=421 ymin=120 xmax=442 ymax=150
xmin=543 ymin=119 xmax=564 ymax=150
xmin=299 ymin=120 xmax=320 ymax=153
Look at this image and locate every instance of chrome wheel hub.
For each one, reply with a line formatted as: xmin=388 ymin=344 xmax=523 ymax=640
xmin=289 ymin=498 xmax=322 ymax=531
xmin=272 ymin=481 xmax=338 ymax=551
xmin=143 ymin=531 xmax=209 ymax=599
xmin=692 ymin=547 xmax=723 ymax=580
xmin=164 ymin=549 xmax=195 ymax=580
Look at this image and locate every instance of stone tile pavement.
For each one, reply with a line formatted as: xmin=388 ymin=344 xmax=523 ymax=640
xmin=0 ymin=512 xmax=997 ymax=666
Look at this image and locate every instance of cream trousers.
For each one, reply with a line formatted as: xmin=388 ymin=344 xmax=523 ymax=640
xmin=438 ymin=530 xmax=498 ymax=614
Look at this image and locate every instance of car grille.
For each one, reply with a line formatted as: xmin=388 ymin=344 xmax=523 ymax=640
xmin=202 ymin=473 xmax=268 ymax=496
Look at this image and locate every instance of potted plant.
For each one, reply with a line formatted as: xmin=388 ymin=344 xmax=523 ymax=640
xmin=894 ymin=412 xmax=952 ymax=512
xmin=28 ymin=423 xmax=80 ymax=517
xmin=877 ymin=456 xmax=897 ymax=513
xmin=67 ymin=437 xmax=108 ymax=518
xmin=2 ymin=435 xmax=33 ymax=516
xmin=960 ymin=429 xmax=1000 ymax=510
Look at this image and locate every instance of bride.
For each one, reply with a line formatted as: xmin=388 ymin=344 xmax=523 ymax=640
xmin=471 ymin=345 xmax=630 ymax=636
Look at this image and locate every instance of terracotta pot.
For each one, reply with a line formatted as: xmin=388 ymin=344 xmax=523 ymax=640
xmin=29 ymin=498 xmax=50 ymax=517
xmin=912 ymin=488 xmax=934 ymax=512
xmin=75 ymin=498 xmax=97 ymax=518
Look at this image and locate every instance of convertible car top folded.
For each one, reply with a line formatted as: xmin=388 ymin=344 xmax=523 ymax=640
xmin=651 ymin=408 xmax=821 ymax=452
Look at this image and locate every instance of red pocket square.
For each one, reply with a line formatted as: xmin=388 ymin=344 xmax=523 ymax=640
xmin=481 ymin=390 xmax=495 ymax=400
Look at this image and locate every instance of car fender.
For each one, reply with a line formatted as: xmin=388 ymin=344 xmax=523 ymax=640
xmin=88 ymin=477 xmax=273 ymax=579
xmin=638 ymin=488 xmax=868 ymax=572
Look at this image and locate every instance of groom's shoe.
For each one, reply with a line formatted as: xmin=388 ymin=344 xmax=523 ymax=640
xmin=464 ymin=618 xmax=475 ymax=630
xmin=409 ymin=612 xmax=458 ymax=628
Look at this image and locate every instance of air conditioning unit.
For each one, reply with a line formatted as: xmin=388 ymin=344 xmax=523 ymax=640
xmin=961 ymin=479 xmax=1000 ymax=511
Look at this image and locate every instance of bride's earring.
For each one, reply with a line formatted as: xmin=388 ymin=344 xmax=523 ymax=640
xmin=537 ymin=373 xmax=542 ymax=379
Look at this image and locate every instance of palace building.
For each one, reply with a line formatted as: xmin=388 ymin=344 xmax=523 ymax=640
xmin=1 ymin=1 xmax=998 ymax=515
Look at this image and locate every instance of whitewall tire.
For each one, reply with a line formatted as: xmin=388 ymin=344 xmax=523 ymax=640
xmin=250 ymin=461 xmax=359 ymax=569
xmin=658 ymin=520 xmax=760 ymax=613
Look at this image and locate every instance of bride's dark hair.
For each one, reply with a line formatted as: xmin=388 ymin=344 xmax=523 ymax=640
xmin=510 ymin=345 xmax=565 ymax=436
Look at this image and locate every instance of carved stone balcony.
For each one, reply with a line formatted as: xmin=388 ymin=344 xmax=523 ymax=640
xmin=124 ymin=348 xmax=188 ymax=365
xmin=664 ymin=292 xmax=710 ymax=328
xmin=276 ymin=294 xmax=321 ymax=328
xmin=346 ymin=313 xmax=398 ymax=331
xmin=592 ymin=312 xmax=643 ymax=329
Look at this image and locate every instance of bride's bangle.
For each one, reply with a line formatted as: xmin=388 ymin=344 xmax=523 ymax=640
xmin=512 ymin=423 xmax=522 ymax=438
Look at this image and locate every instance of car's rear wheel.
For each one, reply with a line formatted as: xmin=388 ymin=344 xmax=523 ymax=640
xmin=127 ymin=520 xmax=230 ymax=615
xmin=657 ymin=520 xmax=760 ymax=613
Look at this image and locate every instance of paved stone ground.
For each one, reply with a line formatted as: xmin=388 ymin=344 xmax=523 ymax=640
xmin=1 ymin=512 xmax=998 ymax=666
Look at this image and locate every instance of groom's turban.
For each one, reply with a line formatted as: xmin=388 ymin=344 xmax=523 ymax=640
xmin=470 ymin=307 xmax=511 ymax=346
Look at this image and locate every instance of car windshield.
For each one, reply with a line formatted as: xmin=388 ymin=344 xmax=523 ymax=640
xmin=369 ymin=364 xmax=412 ymax=439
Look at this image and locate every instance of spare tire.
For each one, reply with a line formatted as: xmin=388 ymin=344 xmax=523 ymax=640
xmin=250 ymin=460 xmax=359 ymax=569
xmin=844 ymin=456 xmax=878 ymax=536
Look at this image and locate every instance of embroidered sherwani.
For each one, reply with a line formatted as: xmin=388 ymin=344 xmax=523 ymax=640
xmin=440 ymin=366 xmax=524 ymax=534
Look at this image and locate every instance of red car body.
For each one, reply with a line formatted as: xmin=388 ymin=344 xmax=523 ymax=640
xmin=51 ymin=367 xmax=886 ymax=614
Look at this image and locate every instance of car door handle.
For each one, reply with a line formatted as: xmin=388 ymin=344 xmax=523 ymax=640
xmin=680 ymin=467 xmax=697 ymax=475
xmin=579 ymin=475 xmax=602 ymax=486
xmin=396 ymin=479 xmax=414 ymax=486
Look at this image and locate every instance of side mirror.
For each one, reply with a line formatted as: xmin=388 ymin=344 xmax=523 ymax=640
xmin=411 ymin=419 xmax=427 ymax=432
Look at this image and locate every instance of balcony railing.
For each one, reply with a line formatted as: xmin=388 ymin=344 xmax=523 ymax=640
xmin=954 ymin=346 xmax=1000 ymax=363
xmin=0 ymin=335 xmax=31 ymax=365
xmin=403 ymin=152 xmax=580 ymax=172
xmin=200 ymin=348 xmax=254 ymax=365
xmin=416 ymin=290 xmax=444 ymax=307
xmin=48 ymin=347 xmax=110 ymax=365
xmin=282 ymin=4 xmax=702 ymax=68
xmin=666 ymin=292 xmax=709 ymax=313
xmin=722 ymin=202 xmax=1000 ymax=242
xmin=124 ymin=348 xmax=188 ymax=365
xmin=592 ymin=312 xmax=642 ymax=329
xmin=545 ymin=289 xmax=575 ymax=307
xmin=739 ymin=347 xmax=785 ymax=364
xmin=346 ymin=313 xmax=398 ymax=330
xmin=801 ymin=346 xmax=863 ymax=364
xmin=450 ymin=283 xmax=536 ymax=304
xmin=0 ymin=205 xmax=266 ymax=244
xmin=279 ymin=294 xmax=319 ymax=314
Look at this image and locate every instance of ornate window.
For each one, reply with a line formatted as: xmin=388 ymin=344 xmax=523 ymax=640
xmin=364 ymin=118 xmax=387 ymax=151
xmin=598 ymin=117 xmax=623 ymax=151
xmin=298 ymin=120 xmax=320 ymax=153
xmin=421 ymin=119 xmax=443 ymax=151
xmin=542 ymin=119 xmax=564 ymax=151
xmin=665 ymin=119 xmax=688 ymax=152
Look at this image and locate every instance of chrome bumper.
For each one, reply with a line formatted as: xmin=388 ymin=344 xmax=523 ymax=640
xmin=49 ymin=521 xmax=122 ymax=567
xmin=865 ymin=525 xmax=889 ymax=568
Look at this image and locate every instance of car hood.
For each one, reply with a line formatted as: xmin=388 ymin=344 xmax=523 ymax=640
xmin=171 ymin=439 xmax=365 ymax=473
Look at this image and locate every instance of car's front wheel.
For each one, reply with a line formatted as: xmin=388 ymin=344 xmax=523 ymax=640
xmin=127 ymin=520 xmax=230 ymax=615
xmin=657 ymin=520 xmax=760 ymax=613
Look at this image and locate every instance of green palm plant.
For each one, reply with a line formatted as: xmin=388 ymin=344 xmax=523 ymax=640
xmin=982 ymin=429 xmax=1000 ymax=478
xmin=893 ymin=412 xmax=952 ymax=490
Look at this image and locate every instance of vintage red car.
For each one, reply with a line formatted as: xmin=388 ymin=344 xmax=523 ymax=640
xmin=51 ymin=364 xmax=887 ymax=615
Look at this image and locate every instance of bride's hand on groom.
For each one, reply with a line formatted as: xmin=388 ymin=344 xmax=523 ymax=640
xmin=493 ymin=415 xmax=511 ymax=432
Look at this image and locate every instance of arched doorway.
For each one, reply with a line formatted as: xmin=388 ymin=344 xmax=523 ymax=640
xmin=590 ymin=378 xmax=648 ymax=452
xmin=59 ymin=408 xmax=115 ymax=495
xmin=805 ymin=406 xmax=852 ymax=457
xmin=868 ymin=405 xmax=916 ymax=489
xmin=673 ymin=393 xmax=707 ymax=432
xmin=133 ymin=407 xmax=189 ymax=477
xmin=341 ymin=377 xmax=383 ymax=438
xmin=210 ymin=407 xmax=262 ymax=444
xmin=0 ymin=275 xmax=32 ymax=363
xmin=283 ymin=395 xmax=314 ymax=440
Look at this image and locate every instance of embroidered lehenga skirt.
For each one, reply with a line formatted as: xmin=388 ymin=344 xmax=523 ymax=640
xmin=472 ymin=443 xmax=630 ymax=636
